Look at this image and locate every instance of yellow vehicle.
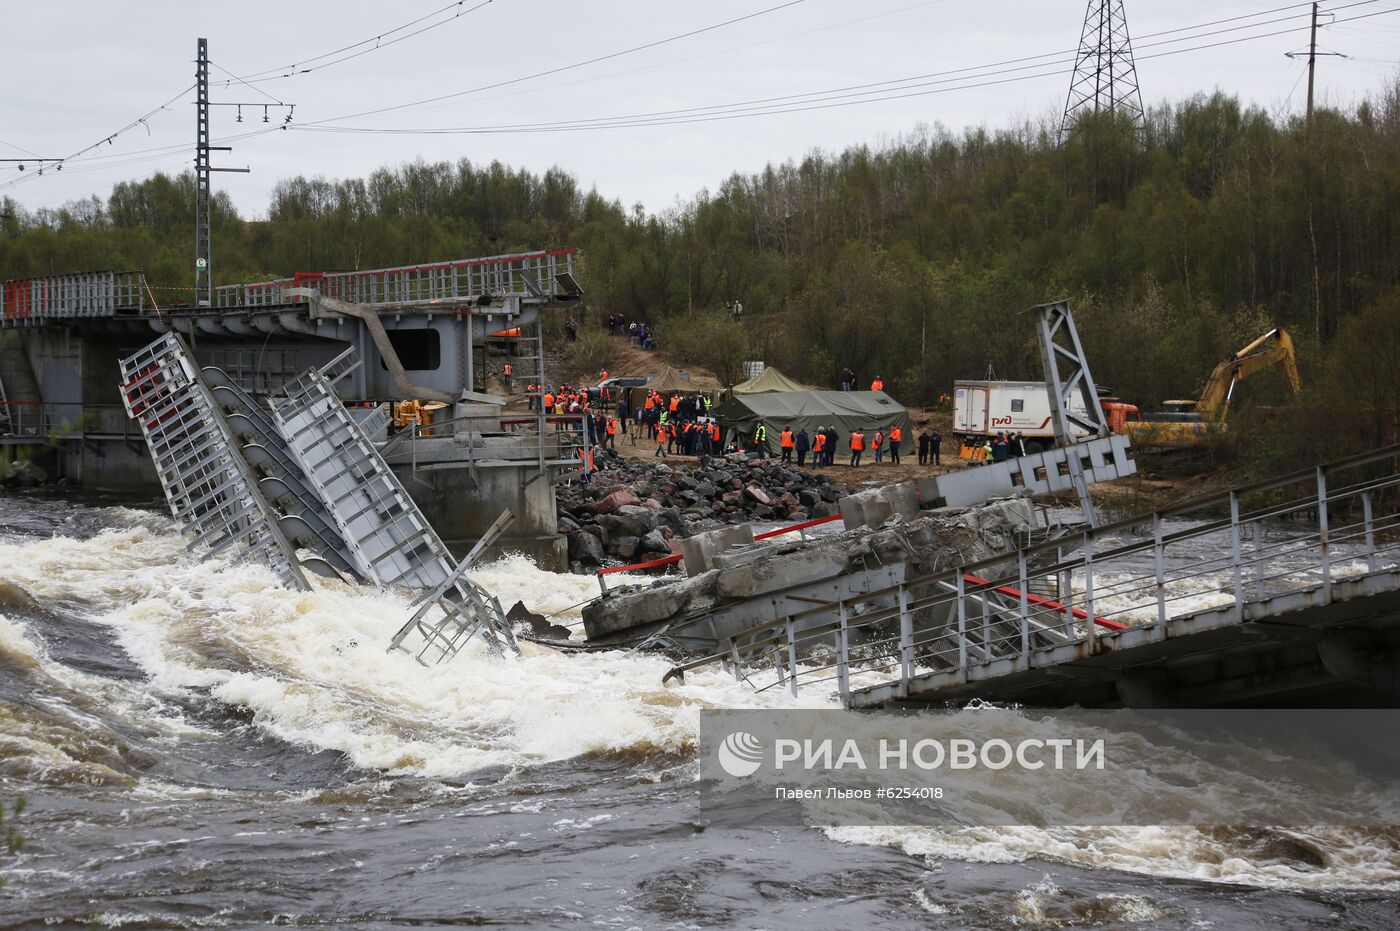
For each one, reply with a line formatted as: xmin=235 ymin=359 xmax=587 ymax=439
xmin=1126 ymin=328 xmax=1302 ymax=445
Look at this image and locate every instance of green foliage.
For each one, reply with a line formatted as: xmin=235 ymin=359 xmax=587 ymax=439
xmin=563 ymin=330 xmax=612 ymax=382
xmin=663 ymin=309 xmax=753 ymax=387
xmin=3 ymin=84 xmax=1400 ymax=471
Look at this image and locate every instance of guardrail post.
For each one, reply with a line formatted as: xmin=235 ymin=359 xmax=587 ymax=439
xmin=786 ymin=618 xmax=799 ymax=697
xmin=1363 ymin=491 xmax=1377 ymax=573
xmin=836 ymin=600 xmax=850 ymax=703
xmin=1083 ymin=540 xmax=1096 ymax=648
xmin=1057 ymin=545 xmax=1074 ymax=639
xmin=1152 ymin=513 xmax=1167 ymax=628
xmin=1017 ymin=550 xmax=1030 ymax=657
xmin=1317 ymin=467 xmax=1332 ymax=603
xmin=596 ymin=570 xmax=608 ymax=595
xmin=728 ymin=638 xmax=743 ymax=683
xmin=1229 ymin=491 xmax=1244 ymax=621
xmin=899 ymin=585 xmax=914 ymax=686
xmin=955 ymin=575 xmax=968 ymax=678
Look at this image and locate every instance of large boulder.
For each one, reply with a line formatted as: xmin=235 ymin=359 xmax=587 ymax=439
xmin=593 ymin=489 xmax=641 ymax=515
xmin=609 ymin=505 xmax=657 ymax=538
xmin=567 ymin=531 xmax=605 ymax=565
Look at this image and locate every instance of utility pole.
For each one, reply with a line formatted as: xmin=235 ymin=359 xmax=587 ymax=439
xmin=195 ymin=38 xmax=212 ymax=307
xmin=1286 ymin=4 xmax=1341 ymax=129
xmin=1306 ymin=2 xmax=1318 ymax=126
xmin=194 ymin=38 xmax=291 ymax=307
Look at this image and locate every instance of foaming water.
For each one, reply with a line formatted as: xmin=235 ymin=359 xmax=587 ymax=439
xmin=2 ymin=498 xmax=1399 ymax=928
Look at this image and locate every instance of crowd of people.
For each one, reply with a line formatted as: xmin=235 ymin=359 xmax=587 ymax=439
xmin=605 ymin=314 xmax=656 ymax=350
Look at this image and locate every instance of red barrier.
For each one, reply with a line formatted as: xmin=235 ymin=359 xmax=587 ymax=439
xmin=753 ymin=514 xmax=842 ymax=542
xmin=598 ymin=553 xmax=682 ymax=576
xmin=962 ymin=572 xmax=1126 ymax=631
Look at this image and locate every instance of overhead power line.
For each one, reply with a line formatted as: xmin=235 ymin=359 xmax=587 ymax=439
xmin=294 ymin=0 xmax=811 ymax=126
xmin=292 ymin=2 xmax=1395 ymax=137
xmin=216 ymin=0 xmax=497 ymax=86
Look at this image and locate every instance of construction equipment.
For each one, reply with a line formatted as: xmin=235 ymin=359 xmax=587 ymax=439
xmin=1126 ymin=327 xmax=1301 ymax=444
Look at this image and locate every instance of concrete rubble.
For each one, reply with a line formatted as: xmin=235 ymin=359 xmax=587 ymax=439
xmin=581 ymin=496 xmax=1036 ymax=646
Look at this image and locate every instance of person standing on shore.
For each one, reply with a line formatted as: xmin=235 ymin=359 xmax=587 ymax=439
xmin=931 ymin=430 xmax=943 ymax=465
xmin=849 ymin=429 xmax=865 ymax=468
xmin=889 ymin=425 xmax=902 ymax=464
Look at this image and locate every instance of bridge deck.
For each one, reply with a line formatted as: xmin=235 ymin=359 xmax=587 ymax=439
xmin=661 ymin=443 xmax=1400 ymax=709
xmin=849 ymin=567 xmax=1400 ymax=708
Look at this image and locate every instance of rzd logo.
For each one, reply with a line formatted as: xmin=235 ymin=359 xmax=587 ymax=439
xmin=992 ymin=416 xmax=1013 ymax=426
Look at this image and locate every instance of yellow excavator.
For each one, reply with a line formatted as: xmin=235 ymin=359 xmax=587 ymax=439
xmin=1125 ymin=328 xmax=1302 ymax=445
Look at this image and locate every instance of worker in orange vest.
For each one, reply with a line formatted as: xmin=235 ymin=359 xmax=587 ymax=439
xmin=872 ymin=428 xmax=885 ymax=464
xmin=577 ymin=444 xmax=595 ymax=485
xmin=709 ymin=420 xmax=721 ymax=455
xmin=812 ymin=430 xmax=827 ymax=468
xmin=779 ymin=427 xmax=795 ymax=464
xmin=889 ymin=425 xmax=903 ymax=464
xmin=503 ymin=361 xmax=513 ymax=393
xmin=543 ymin=390 xmax=555 ymax=411
xmin=849 ymin=428 xmax=866 ymax=468
xmin=669 ymin=394 xmax=680 ymax=413
xmin=654 ymin=423 xmax=668 ymax=458
xmin=606 ymin=416 xmax=618 ymax=449
xmin=870 ymin=376 xmax=884 ymax=392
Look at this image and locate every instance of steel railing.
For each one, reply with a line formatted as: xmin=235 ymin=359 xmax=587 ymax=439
xmin=211 ymin=249 xmax=577 ymax=309
xmin=663 ymin=444 xmax=1400 ymax=703
xmin=0 ymin=401 xmax=134 ymax=441
xmin=1 ymin=271 xmax=149 ymax=326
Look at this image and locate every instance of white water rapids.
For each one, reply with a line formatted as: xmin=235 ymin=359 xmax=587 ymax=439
xmin=2 ymin=505 xmax=1398 ymax=898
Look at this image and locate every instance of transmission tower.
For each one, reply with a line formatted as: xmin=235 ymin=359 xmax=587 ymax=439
xmin=1060 ymin=0 xmax=1146 ymax=137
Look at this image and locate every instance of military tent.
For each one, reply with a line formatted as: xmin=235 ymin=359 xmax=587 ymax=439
xmin=712 ymin=390 xmax=912 ymax=457
xmin=730 ymin=366 xmax=813 ymax=394
xmin=624 ymin=365 xmax=705 ymax=411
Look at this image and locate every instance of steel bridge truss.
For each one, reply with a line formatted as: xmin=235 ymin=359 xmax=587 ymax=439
xmin=120 ymin=333 xmax=518 ymax=663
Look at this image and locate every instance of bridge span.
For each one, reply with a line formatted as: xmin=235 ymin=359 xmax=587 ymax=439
xmin=667 ymin=444 xmax=1400 ymax=709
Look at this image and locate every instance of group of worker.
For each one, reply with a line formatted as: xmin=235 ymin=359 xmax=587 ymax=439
xmin=635 ymin=390 xmax=721 ymax=458
xmin=983 ymin=431 xmax=1029 ymax=463
xmin=525 ymin=381 xmax=616 ymax=414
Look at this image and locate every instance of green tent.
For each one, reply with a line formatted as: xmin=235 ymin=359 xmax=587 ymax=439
xmin=712 ymin=390 xmax=912 ymax=457
xmin=731 ymin=366 xmax=813 ymax=394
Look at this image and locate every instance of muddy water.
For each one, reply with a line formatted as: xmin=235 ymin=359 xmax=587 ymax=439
xmin=1 ymin=494 xmax=1397 ymax=928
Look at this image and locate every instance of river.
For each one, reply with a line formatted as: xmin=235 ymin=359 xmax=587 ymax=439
xmin=1 ymin=493 xmax=1397 ymax=928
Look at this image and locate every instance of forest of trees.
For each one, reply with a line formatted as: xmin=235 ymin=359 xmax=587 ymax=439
xmin=3 ymin=84 xmax=1400 ymax=466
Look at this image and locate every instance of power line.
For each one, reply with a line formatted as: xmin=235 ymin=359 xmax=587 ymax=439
xmin=291 ymin=0 xmax=1359 ymax=130
xmin=220 ymin=0 xmax=497 ymax=85
xmin=293 ymin=4 xmax=1396 ymax=137
xmin=5 ymin=1 xmax=1395 ymax=201
xmin=294 ymin=0 xmax=811 ymax=126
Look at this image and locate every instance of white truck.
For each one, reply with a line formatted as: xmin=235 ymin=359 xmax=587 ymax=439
xmin=952 ymin=380 xmax=1092 ymax=453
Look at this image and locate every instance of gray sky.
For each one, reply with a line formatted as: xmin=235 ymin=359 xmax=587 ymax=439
xmin=2 ymin=0 xmax=1396 ymax=218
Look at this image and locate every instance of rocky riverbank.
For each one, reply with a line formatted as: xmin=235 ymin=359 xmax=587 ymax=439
xmin=556 ymin=454 xmax=849 ymax=569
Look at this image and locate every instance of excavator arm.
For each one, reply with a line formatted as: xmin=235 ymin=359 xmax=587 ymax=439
xmin=1196 ymin=328 xmax=1302 ymax=422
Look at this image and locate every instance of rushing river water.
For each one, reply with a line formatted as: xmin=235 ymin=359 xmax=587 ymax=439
xmin=1 ymin=493 xmax=1398 ymax=929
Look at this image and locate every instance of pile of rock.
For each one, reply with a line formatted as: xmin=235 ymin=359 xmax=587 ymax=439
xmin=556 ymin=455 xmax=849 ymax=569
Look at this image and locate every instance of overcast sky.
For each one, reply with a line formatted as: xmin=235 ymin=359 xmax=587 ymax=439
xmin=2 ymin=0 xmax=1396 ymax=218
